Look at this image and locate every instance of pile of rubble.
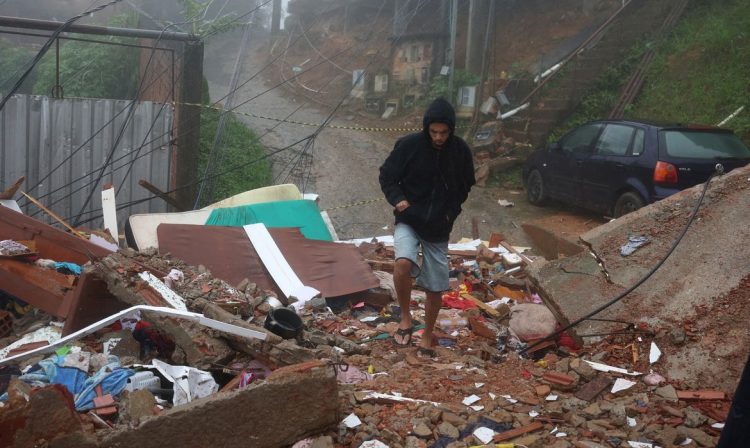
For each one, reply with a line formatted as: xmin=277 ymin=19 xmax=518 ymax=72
xmin=0 ymin=184 xmax=740 ymax=448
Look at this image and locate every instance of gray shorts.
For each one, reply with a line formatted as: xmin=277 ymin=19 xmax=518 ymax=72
xmin=394 ymin=223 xmax=449 ymax=293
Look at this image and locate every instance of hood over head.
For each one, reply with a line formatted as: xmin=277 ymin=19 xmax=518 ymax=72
xmin=422 ymin=98 xmax=456 ymax=135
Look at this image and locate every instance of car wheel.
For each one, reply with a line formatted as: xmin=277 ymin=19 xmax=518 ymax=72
xmin=526 ymin=169 xmax=547 ymax=205
xmin=613 ymin=191 xmax=645 ymax=217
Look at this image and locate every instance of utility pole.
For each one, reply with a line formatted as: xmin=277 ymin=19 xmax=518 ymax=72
xmin=465 ymin=0 xmax=491 ymax=76
xmin=447 ymin=0 xmax=458 ymax=105
xmin=271 ymin=0 xmax=282 ymax=34
xmin=175 ymin=40 xmax=204 ymax=210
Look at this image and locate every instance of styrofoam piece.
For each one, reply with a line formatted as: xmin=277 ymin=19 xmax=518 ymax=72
xmin=125 ymin=371 xmax=160 ymax=392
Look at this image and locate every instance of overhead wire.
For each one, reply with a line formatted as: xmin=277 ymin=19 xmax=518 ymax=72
xmin=44 ymin=0 xmax=351 ymax=214
xmin=70 ymin=14 xmax=207 ymax=226
xmin=55 ymin=0 xmax=422 ymax=225
xmin=73 ymin=0 xmax=415 ymax=222
xmin=519 ymin=167 xmax=724 ymax=356
xmin=69 ymin=0 xmax=282 ymax=224
xmin=0 ymin=0 xmax=125 ymax=111
xmin=194 ymin=18 xmax=254 ymax=208
xmin=29 ymin=7 xmax=348 ymax=215
xmin=21 ymin=0 xmax=277 ymax=214
xmin=58 ymin=9 xmax=337 ymax=220
xmin=275 ymin=0 xmax=424 ymax=194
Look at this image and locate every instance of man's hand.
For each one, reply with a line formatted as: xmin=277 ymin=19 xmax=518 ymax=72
xmin=395 ymin=200 xmax=410 ymax=212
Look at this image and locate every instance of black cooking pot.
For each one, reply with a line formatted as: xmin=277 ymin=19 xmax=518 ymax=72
xmin=263 ymin=307 xmax=303 ymax=339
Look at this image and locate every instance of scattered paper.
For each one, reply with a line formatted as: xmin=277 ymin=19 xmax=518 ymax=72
xmin=627 ymin=442 xmax=654 ymax=448
xmin=497 ymin=199 xmax=515 ymax=207
xmin=488 ymin=392 xmax=497 ymax=400
xmin=612 ymin=378 xmax=637 ymax=393
xmin=550 ymin=427 xmax=558 ymax=434
xmin=473 ymin=427 xmax=496 ymax=445
xmin=475 ymin=382 xmax=484 ymax=388
xmin=487 ymin=298 xmax=512 ymax=308
xmin=529 ymin=410 xmax=539 ymax=417
xmin=546 ymin=394 xmax=558 ymax=401
xmin=680 ymin=438 xmax=693 ymax=446
xmin=359 ymin=441 xmax=389 ymax=448
xmin=500 ymin=394 xmax=518 ymax=404
xmin=152 ymin=359 xmax=218 ymax=406
xmin=556 ymin=432 xmax=567 ymax=438
xmin=470 ymin=405 xmax=484 ymax=411
xmin=462 ymin=394 xmax=481 ymax=406
xmin=650 ymin=342 xmax=662 ymax=364
xmin=342 ymin=413 xmax=362 ymax=428
xmin=627 ymin=417 xmax=637 ymax=427
xmin=359 ymin=316 xmax=378 ymax=322
xmin=585 ymin=360 xmax=642 ymax=376
xmin=712 ymin=422 xmax=725 ymax=429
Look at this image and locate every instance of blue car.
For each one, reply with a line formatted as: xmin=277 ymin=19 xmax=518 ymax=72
xmin=522 ymin=119 xmax=750 ymax=217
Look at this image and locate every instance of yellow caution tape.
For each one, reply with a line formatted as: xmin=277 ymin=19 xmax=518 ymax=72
xmin=322 ymin=197 xmax=385 ymax=212
xmin=176 ymin=101 xmax=424 ymax=132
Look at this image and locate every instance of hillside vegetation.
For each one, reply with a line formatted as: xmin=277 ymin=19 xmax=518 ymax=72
xmin=557 ymin=0 xmax=750 ymax=140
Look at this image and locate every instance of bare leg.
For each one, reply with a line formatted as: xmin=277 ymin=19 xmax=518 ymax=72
xmin=419 ymin=291 xmax=442 ymax=349
xmin=393 ymin=258 xmax=414 ymax=344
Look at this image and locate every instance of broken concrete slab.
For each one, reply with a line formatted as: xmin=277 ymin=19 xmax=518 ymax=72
xmin=527 ymin=164 xmax=750 ymax=389
xmin=98 ymin=361 xmax=338 ymax=448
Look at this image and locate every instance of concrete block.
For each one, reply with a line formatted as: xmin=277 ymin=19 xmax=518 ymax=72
xmin=100 ymin=361 xmax=338 ymax=448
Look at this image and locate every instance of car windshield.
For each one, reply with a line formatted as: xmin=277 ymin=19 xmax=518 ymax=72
xmin=660 ymin=130 xmax=750 ymax=159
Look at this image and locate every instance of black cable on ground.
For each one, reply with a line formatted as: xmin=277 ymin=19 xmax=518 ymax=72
xmin=519 ymin=165 xmax=724 ymax=356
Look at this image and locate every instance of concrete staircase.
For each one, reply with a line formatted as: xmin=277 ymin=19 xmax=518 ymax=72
xmin=503 ymin=0 xmax=682 ymax=148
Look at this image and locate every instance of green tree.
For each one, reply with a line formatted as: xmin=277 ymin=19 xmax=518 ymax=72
xmin=32 ymin=14 xmax=140 ymax=99
xmin=197 ymin=108 xmax=272 ymax=203
xmin=176 ymin=0 xmax=240 ymax=36
xmin=0 ymin=44 xmax=38 ymax=95
xmin=178 ymin=0 xmax=271 ymax=204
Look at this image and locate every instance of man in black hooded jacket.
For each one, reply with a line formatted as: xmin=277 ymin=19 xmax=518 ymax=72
xmin=379 ymin=98 xmax=475 ymax=357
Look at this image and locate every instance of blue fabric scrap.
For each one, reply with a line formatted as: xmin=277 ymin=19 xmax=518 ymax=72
xmin=54 ymin=262 xmax=82 ymax=275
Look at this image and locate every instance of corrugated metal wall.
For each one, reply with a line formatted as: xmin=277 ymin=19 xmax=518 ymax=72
xmin=0 ymin=94 xmax=173 ymax=229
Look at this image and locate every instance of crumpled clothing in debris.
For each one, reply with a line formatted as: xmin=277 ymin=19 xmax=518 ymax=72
xmin=19 ymin=354 xmax=133 ymax=411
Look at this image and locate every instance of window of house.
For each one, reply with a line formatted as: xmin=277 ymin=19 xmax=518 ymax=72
xmin=420 ymin=67 xmax=430 ymax=84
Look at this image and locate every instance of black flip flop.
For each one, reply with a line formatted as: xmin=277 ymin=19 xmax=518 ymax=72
xmin=393 ymin=326 xmax=413 ymax=346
